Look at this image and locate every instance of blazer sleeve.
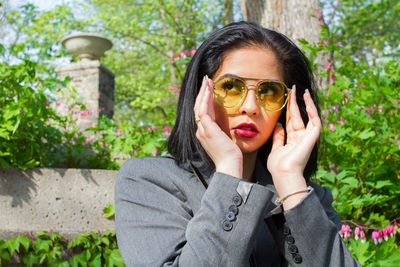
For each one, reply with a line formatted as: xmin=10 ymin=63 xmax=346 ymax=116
xmin=265 ymin=182 xmax=361 ymax=266
xmin=115 ymin=158 xmax=275 ymax=267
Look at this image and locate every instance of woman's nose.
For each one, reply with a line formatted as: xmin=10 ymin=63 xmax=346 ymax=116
xmin=238 ymin=87 xmax=260 ymax=116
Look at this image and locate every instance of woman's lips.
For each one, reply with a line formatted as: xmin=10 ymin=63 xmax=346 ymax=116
xmin=233 ymin=123 xmax=259 ymax=138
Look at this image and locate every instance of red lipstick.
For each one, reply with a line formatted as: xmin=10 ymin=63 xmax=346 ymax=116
xmin=233 ymin=123 xmax=259 ymax=138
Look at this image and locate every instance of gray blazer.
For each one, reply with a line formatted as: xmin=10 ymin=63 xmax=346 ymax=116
xmin=115 ymin=155 xmax=361 ymax=266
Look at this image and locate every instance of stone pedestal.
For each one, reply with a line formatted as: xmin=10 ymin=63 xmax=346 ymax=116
xmin=56 ymin=60 xmax=114 ymax=130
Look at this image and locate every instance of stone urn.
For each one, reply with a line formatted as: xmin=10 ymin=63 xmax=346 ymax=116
xmin=61 ymin=33 xmax=112 ymax=61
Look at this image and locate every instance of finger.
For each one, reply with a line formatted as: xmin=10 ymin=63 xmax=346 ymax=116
xmin=194 ymin=76 xmax=207 ymax=119
xmin=270 ymin=123 xmax=285 ymax=152
xmin=198 ymin=77 xmax=211 ymax=121
xmin=206 ymin=78 xmax=215 ymax=120
xmin=304 ymin=89 xmax=322 ymax=130
xmin=289 ymin=85 xmax=305 ymax=131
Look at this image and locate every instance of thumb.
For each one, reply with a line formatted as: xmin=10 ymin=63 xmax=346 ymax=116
xmin=271 ymin=123 xmax=285 ymax=152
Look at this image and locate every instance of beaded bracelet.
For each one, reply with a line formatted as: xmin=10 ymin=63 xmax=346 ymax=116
xmin=275 ymin=186 xmax=312 ymax=206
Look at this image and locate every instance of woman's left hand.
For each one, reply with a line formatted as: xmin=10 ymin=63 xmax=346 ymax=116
xmin=267 ymin=86 xmax=321 ymax=209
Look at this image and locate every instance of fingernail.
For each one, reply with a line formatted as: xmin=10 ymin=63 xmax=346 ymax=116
xmin=292 ymin=84 xmax=296 ymax=91
xmin=205 ymin=74 xmax=208 ymax=80
xmin=305 ymin=88 xmax=310 ymax=95
xmin=203 ymin=76 xmax=206 ymax=82
xmin=276 ymin=122 xmax=282 ymax=127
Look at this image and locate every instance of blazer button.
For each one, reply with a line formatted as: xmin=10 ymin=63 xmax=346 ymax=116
xmin=232 ymin=194 xmax=242 ymax=207
xmin=288 ymin=244 xmax=298 ymax=253
xmin=225 ymin=211 xmax=236 ymax=222
xmin=285 ymin=235 xmax=295 ymax=244
xmin=228 ymin=205 xmax=239 ymax=215
xmin=222 ymin=220 xmax=233 ymax=231
xmin=293 ymin=253 xmax=302 ymax=264
xmin=283 ymin=226 xmax=291 ymax=236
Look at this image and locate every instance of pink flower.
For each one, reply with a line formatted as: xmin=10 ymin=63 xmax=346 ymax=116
xmin=345 ymin=225 xmax=351 ymax=239
xmin=170 ymin=57 xmax=174 ymax=62
xmin=391 ymin=109 xmax=394 ymax=115
xmin=152 ymin=149 xmax=157 ymax=156
xmin=116 ymin=129 xmax=122 ymax=136
xmin=136 ymin=132 xmax=140 ymax=135
xmin=359 ymin=82 xmax=365 ymax=87
xmin=337 ymin=41 xmax=342 ymax=46
xmin=163 ymin=126 xmax=170 ymax=133
xmin=372 ymin=104 xmax=376 ymax=109
xmin=378 ymin=230 xmax=383 ymax=243
xmin=56 ymin=101 xmax=60 ymax=106
xmin=366 ymin=108 xmax=371 ymax=112
xmin=177 ymin=89 xmax=181 ymax=94
xmin=397 ymin=140 xmax=400 ymax=147
xmin=326 ymin=61 xmax=333 ymax=71
xmin=191 ymin=49 xmax=196 ymax=56
xmin=323 ymin=39 xmax=328 ymax=46
xmin=378 ymin=105 xmax=384 ymax=112
xmin=46 ymin=101 xmax=50 ymax=107
xmin=170 ymin=86 xmax=177 ymax=92
xmin=395 ymin=220 xmax=398 ymax=230
xmin=383 ymin=228 xmax=388 ymax=241
xmin=360 ymin=231 xmax=366 ymax=244
xmin=319 ymin=19 xmax=323 ymax=23
xmin=184 ymin=50 xmax=188 ymax=56
xmin=99 ymin=142 xmax=104 ymax=147
xmin=329 ymin=123 xmax=336 ymax=131
xmin=372 ymin=231 xmax=379 ymax=245
xmin=388 ymin=226 xmax=394 ymax=238
xmin=330 ymin=73 xmax=337 ymax=82
xmin=83 ymin=140 xmax=89 ymax=146
xmin=340 ymin=225 xmax=346 ymax=238
xmin=80 ymin=110 xmax=87 ymax=116
xmin=95 ymin=137 xmax=99 ymax=141
xmin=354 ymin=227 xmax=360 ymax=240
xmin=338 ymin=120 xmax=345 ymax=125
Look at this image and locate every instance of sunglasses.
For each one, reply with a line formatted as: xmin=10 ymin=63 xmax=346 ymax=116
xmin=213 ymin=76 xmax=289 ymax=113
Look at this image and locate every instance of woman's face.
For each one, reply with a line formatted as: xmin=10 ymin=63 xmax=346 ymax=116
xmin=212 ymin=46 xmax=284 ymax=154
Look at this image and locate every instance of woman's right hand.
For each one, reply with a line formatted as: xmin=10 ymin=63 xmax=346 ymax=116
xmin=194 ymin=76 xmax=243 ymax=179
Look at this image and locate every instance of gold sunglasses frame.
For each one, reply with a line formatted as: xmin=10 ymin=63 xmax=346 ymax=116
xmin=213 ymin=76 xmax=290 ymax=112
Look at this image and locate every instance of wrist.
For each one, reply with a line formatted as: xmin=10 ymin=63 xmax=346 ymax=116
xmin=272 ymin=174 xmax=307 ymax=197
xmin=216 ymin=157 xmax=243 ymax=179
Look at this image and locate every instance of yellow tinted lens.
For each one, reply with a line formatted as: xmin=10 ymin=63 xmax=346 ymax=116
xmin=213 ymin=77 xmax=246 ymax=108
xmin=257 ymin=81 xmax=286 ymax=111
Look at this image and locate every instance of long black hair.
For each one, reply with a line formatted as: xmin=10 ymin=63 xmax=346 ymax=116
xmin=167 ymin=21 xmax=320 ymax=181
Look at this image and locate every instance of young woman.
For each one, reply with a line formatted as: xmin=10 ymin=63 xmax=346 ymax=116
xmin=115 ymin=22 xmax=360 ymax=266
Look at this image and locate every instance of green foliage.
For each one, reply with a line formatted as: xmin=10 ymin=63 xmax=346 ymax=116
xmin=0 ymin=231 xmax=123 ymax=266
xmin=345 ymin=236 xmax=400 ymax=266
xmin=85 ymin=0 xmax=225 ymax=126
xmin=322 ymin=0 xmax=400 ymax=64
xmin=302 ymin=1 xmax=400 ymax=264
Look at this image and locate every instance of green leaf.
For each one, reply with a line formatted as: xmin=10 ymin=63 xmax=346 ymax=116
xmin=359 ymin=129 xmax=375 ymax=139
xmin=103 ymin=204 xmax=115 ymax=219
xmin=7 ymin=238 xmax=19 ymax=255
xmin=375 ymin=180 xmax=392 ymax=189
xmin=17 ymin=235 xmax=31 ymax=252
xmin=341 ymin=177 xmax=359 ymax=188
xmin=109 ymin=249 xmax=124 ymax=266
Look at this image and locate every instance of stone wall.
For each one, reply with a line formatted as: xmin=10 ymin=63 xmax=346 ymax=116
xmin=0 ymin=167 xmax=117 ymax=241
